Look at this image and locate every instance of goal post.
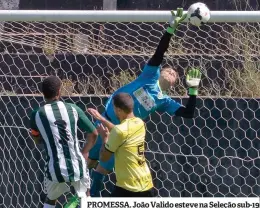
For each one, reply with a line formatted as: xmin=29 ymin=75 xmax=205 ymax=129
xmin=0 ymin=10 xmax=260 ymax=207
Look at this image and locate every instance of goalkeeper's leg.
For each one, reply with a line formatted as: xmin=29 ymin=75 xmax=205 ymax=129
xmin=88 ymin=134 xmax=102 ymax=170
xmin=90 ymin=156 xmax=114 ymax=197
xmin=88 ymin=134 xmax=113 ymax=197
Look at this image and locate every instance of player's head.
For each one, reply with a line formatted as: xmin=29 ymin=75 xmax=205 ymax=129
xmin=113 ymin=93 xmax=134 ymax=120
xmin=159 ymin=68 xmax=178 ymax=91
xmin=42 ymin=76 xmax=62 ymax=100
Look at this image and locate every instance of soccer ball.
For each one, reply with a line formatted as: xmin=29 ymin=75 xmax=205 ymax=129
xmin=187 ymin=2 xmax=210 ymax=27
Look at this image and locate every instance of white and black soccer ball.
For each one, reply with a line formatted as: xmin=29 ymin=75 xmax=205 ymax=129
xmin=187 ymin=2 xmax=210 ymax=27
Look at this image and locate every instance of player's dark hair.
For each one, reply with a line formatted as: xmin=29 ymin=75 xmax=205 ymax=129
xmin=42 ymin=76 xmax=62 ymax=99
xmin=113 ymin=93 xmax=134 ymax=114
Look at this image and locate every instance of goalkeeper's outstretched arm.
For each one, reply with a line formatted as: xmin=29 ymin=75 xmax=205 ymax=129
xmin=148 ymin=8 xmax=187 ymax=67
xmin=148 ymin=31 xmax=173 ymax=67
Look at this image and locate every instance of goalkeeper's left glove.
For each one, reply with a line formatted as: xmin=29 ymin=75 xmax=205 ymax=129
xmin=186 ymin=68 xmax=202 ymax=96
xmin=167 ymin=8 xmax=187 ymax=34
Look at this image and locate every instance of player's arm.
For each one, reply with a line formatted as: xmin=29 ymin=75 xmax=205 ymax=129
xmin=176 ymin=68 xmax=202 ymax=117
xmin=161 ymin=69 xmax=201 ymax=118
xmin=175 ymin=94 xmax=196 ymax=118
xmin=97 ymin=124 xmax=123 ymax=162
xmin=161 ymin=95 xmax=196 ymax=118
xmin=87 ymin=108 xmax=115 ymax=131
xmin=31 ymin=130 xmax=41 ymax=144
xmin=148 ymin=8 xmax=187 ymax=67
xmin=30 ymin=109 xmax=41 ymax=144
xmin=81 ymin=131 xmax=98 ymax=159
xmin=137 ymin=9 xmax=186 ymax=82
xmin=75 ymin=105 xmax=98 ymax=158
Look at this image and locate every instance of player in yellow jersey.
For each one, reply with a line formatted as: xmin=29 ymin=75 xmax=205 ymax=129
xmin=88 ymin=93 xmax=154 ymax=197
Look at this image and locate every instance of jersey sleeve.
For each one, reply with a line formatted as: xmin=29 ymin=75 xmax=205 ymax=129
xmin=158 ymin=96 xmax=182 ymax=116
xmin=136 ymin=31 xmax=173 ymax=84
xmin=105 ymin=126 xmax=124 ymax=153
xmin=137 ymin=64 xmax=160 ymax=84
xmin=30 ymin=109 xmax=40 ymax=137
xmin=74 ymin=105 xmax=96 ymax=133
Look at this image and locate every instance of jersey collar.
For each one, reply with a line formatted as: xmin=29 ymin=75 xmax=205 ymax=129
xmin=121 ymin=117 xmax=136 ymax=123
xmin=45 ymin=99 xmax=59 ymax=104
xmin=157 ymin=81 xmax=167 ymax=95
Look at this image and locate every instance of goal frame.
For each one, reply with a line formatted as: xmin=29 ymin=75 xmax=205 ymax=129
xmin=0 ymin=10 xmax=259 ymax=22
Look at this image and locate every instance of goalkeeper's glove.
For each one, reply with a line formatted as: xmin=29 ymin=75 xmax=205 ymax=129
xmin=167 ymin=8 xmax=187 ymax=34
xmin=186 ymin=68 xmax=202 ymax=96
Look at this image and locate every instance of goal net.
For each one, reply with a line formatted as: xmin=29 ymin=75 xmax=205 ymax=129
xmin=0 ymin=10 xmax=260 ymax=207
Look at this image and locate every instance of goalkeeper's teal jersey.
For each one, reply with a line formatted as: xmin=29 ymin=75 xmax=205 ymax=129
xmin=30 ymin=101 xmax=95 ymax=183
xmin=105 ymin=64 xmax=182 ymax=124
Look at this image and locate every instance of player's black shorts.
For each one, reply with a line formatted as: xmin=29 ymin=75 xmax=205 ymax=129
xmin=111 ymin=186 xmax=154 ymax=197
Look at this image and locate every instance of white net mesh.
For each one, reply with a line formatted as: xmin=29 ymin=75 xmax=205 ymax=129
xmin=1 ymin=16 xmax=260 ymax=207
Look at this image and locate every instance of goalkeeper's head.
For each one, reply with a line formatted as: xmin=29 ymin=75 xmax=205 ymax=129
xmin=42 ymin=76 xmax=62 ymax=101
xmin=159 ymin=68 xmax=178 ymax=91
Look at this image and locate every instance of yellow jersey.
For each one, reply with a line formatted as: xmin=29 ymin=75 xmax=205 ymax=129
xmin=105 ymin=117 xmax=153 ymax=192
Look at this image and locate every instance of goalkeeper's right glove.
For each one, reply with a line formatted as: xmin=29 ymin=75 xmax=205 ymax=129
xmin=167 ymin=8 xmax=187 ymax=34
xmin=186 ymin=68 xmax=202 ymax=96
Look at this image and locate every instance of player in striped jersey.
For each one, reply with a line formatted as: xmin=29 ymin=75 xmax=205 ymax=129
xmin=30 ymin=76 xmax=98 ymax=208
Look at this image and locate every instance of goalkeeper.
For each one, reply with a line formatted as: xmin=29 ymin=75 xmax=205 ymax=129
xmin=87 ymin=8 xmax=202 ymax=197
